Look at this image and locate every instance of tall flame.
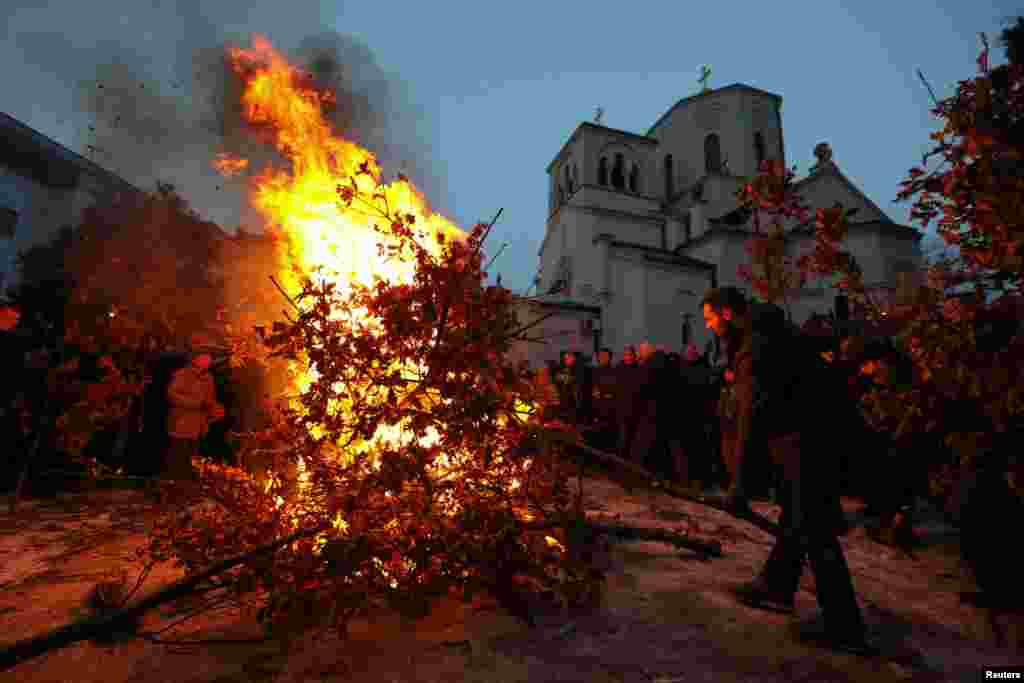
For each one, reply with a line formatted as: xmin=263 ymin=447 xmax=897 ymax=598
xmin=223 ymin=35 xmax=463 ymax=304
xmin=216 ymin=36 xmax=472 ymax=517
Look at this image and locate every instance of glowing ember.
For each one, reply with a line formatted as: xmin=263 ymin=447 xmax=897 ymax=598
xmin=213 ymin=153 xmax=249 ymax=177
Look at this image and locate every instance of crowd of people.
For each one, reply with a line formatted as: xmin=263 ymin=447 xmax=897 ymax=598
xmin=535 ymin=341 xmax=721 ymax=489
xmin=529 ymin=286 xmax=958 ymax=655
xmin=4 ymin=287 xmax=1019 ymax=653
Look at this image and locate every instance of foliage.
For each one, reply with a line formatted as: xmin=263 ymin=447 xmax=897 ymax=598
xmin=736 ymin=25 xmax=1024 ymax=493
xmin=143 ymin=166 xmax=588 ymax=639
xmin=4 ymin=184 xmax=228 ymax=466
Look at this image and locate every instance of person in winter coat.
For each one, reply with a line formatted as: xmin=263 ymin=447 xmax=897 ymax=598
xmin=702 ymin=286 xmax=873 ymax=656
xmin=165 ymin=352 xmax=224 ymax=487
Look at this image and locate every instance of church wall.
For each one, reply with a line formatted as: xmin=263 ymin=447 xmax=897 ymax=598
xmin=678 ymin=236 xmax=724 ymax=278
xmin=538 ymin=217 xmax=564 ymax=294
xmin=699 ymin=175 xmax=745 ymax=219
xmin=605 ymin=255 xmax=646 ymax=351
xmin=507 ymin=300 xmax=600 ymax=369
xmin=602 ymin=252 xmax=713 ymax=353
xmin=561 ymin=208 xmax=598 ymax=298
xmin=645 ymin=266 xmax=682 ymax=349
xmin=587 ymin=210 xmax=662 ymax=250
xmin=797 ymin=174 xmax=887 ymax=224
xmin=841 ymin=228 xmax=884 ymax=286
xmin=649 ymin=102 xmax=705 ymax=192
xmin=649 ymin=89 xmax=783 ymax=196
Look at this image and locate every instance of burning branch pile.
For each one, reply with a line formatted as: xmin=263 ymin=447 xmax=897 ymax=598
xmin=143 ymin=35 xmax=594 ymax=638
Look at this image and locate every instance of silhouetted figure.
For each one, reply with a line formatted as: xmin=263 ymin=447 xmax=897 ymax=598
xmin=702 ymin=287 xmax=872 ymax=655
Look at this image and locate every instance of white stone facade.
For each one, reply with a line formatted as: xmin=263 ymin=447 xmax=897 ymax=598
xmin=529 ymin=83 xmax=921 ymax=366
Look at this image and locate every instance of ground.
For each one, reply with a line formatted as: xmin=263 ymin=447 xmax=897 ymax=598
xmin=0 ymin=477 xmax=1019 ymax=683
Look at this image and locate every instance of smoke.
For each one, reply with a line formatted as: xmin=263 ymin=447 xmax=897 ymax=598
xmin=2 ymin=0 xmax=449 ymax=231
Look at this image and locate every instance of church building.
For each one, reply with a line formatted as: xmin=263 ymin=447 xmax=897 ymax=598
xmin=523 ymin=83 xmax=922 ymax=365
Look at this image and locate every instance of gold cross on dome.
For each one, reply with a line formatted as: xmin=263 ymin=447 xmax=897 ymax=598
xmin=698 ymin=65 xmax=712 ymax=92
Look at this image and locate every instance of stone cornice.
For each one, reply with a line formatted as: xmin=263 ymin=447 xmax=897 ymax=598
xmin=610 ymin=240 xmax=716 ymax=271
xmin=517 ymin=296 xmax=602 ymax=315
xmin=577 ymin=203 xmax=666 ymax=225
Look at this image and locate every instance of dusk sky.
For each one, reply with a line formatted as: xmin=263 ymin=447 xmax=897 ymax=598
xmin=2 ymin=0 xmax=1018 ymax=293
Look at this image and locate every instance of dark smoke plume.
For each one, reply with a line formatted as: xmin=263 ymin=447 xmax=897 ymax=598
xmin=3 ymin=0 xmax=449 ymax=231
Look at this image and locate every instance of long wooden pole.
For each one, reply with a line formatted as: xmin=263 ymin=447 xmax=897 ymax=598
xmin=552 ymin=433 xmax=781 ymax=537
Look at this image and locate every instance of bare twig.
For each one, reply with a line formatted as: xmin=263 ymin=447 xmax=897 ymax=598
xmin=0 ymin=522 xmax=328 ymax=672
xmin=268 ymin=275 xmax=301 ymax=311
xmin=473 ymin=208 xmax=504 ymax=255
xmin=484 ymin=242 xmax=509 ymax=272
xmin=506 ymin=309 xmax=559 ymax=340
xmin=917 ymin=69 xmax=940 ymax=108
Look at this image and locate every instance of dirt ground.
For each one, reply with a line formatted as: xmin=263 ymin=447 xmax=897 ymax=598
xmin=0 ymin=479 xmax=1020 ymax=683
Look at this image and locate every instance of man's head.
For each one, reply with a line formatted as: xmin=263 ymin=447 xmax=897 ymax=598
xmin=192 ymin=353 xmax=212 ymax=372
xmin=638 ymin=341 xmax=655 ymax=362
xmin=597 ymin=347 xmax=613 ymax=367
xmin=701 ymin=287 xmax=749 ymax=339
xmin=622 ymin=345 xmax=637 ymax=365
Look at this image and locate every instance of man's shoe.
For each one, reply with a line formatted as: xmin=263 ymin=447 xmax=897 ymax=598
xmin=791 ymin=617 xmax=878 ymax=657
xmin=731 ymin=579 xmax=795 ymax=612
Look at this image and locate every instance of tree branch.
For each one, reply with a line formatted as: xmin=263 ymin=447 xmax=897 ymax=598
xmin=0 ymin=523 xmax=328 ymax=672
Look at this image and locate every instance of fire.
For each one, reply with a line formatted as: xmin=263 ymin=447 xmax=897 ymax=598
xmin=213 ymin=153 xmax=248 ymax=177
xmin=216 ymin=35 xmax=472 ymax=522
xmin=222 ymin=35 xmax=462 ymax=305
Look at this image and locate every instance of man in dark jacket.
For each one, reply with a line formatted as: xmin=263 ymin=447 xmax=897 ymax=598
xmin=702 ymin=287 xmax=872 ymax=655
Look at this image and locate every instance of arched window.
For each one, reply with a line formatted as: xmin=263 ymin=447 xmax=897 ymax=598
xmin=628 ymin=163 xmax=639 ymax=193
xmin=598 ymin=157 xmax=608 ymax=185
xmin=611 ymin=153 xmax=625 ymax=189
xmin=564 ymin=165 xmax=573 ymax=194
xmin=704 ymin=133 xmax=721 ymax=173
xmin=753 ymin=132 xmax=766 ymax=169
xmin=664 ymin=154 xmax=674 ymax=199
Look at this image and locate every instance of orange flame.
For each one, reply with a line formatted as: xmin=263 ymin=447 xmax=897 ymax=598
xmin=213 ymin=153 xmax=249 ymax=177
xmin=221 ymin=35 xmax=462 ymax=303
xmin=216 ymin=35 xmax=471 ymax=526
